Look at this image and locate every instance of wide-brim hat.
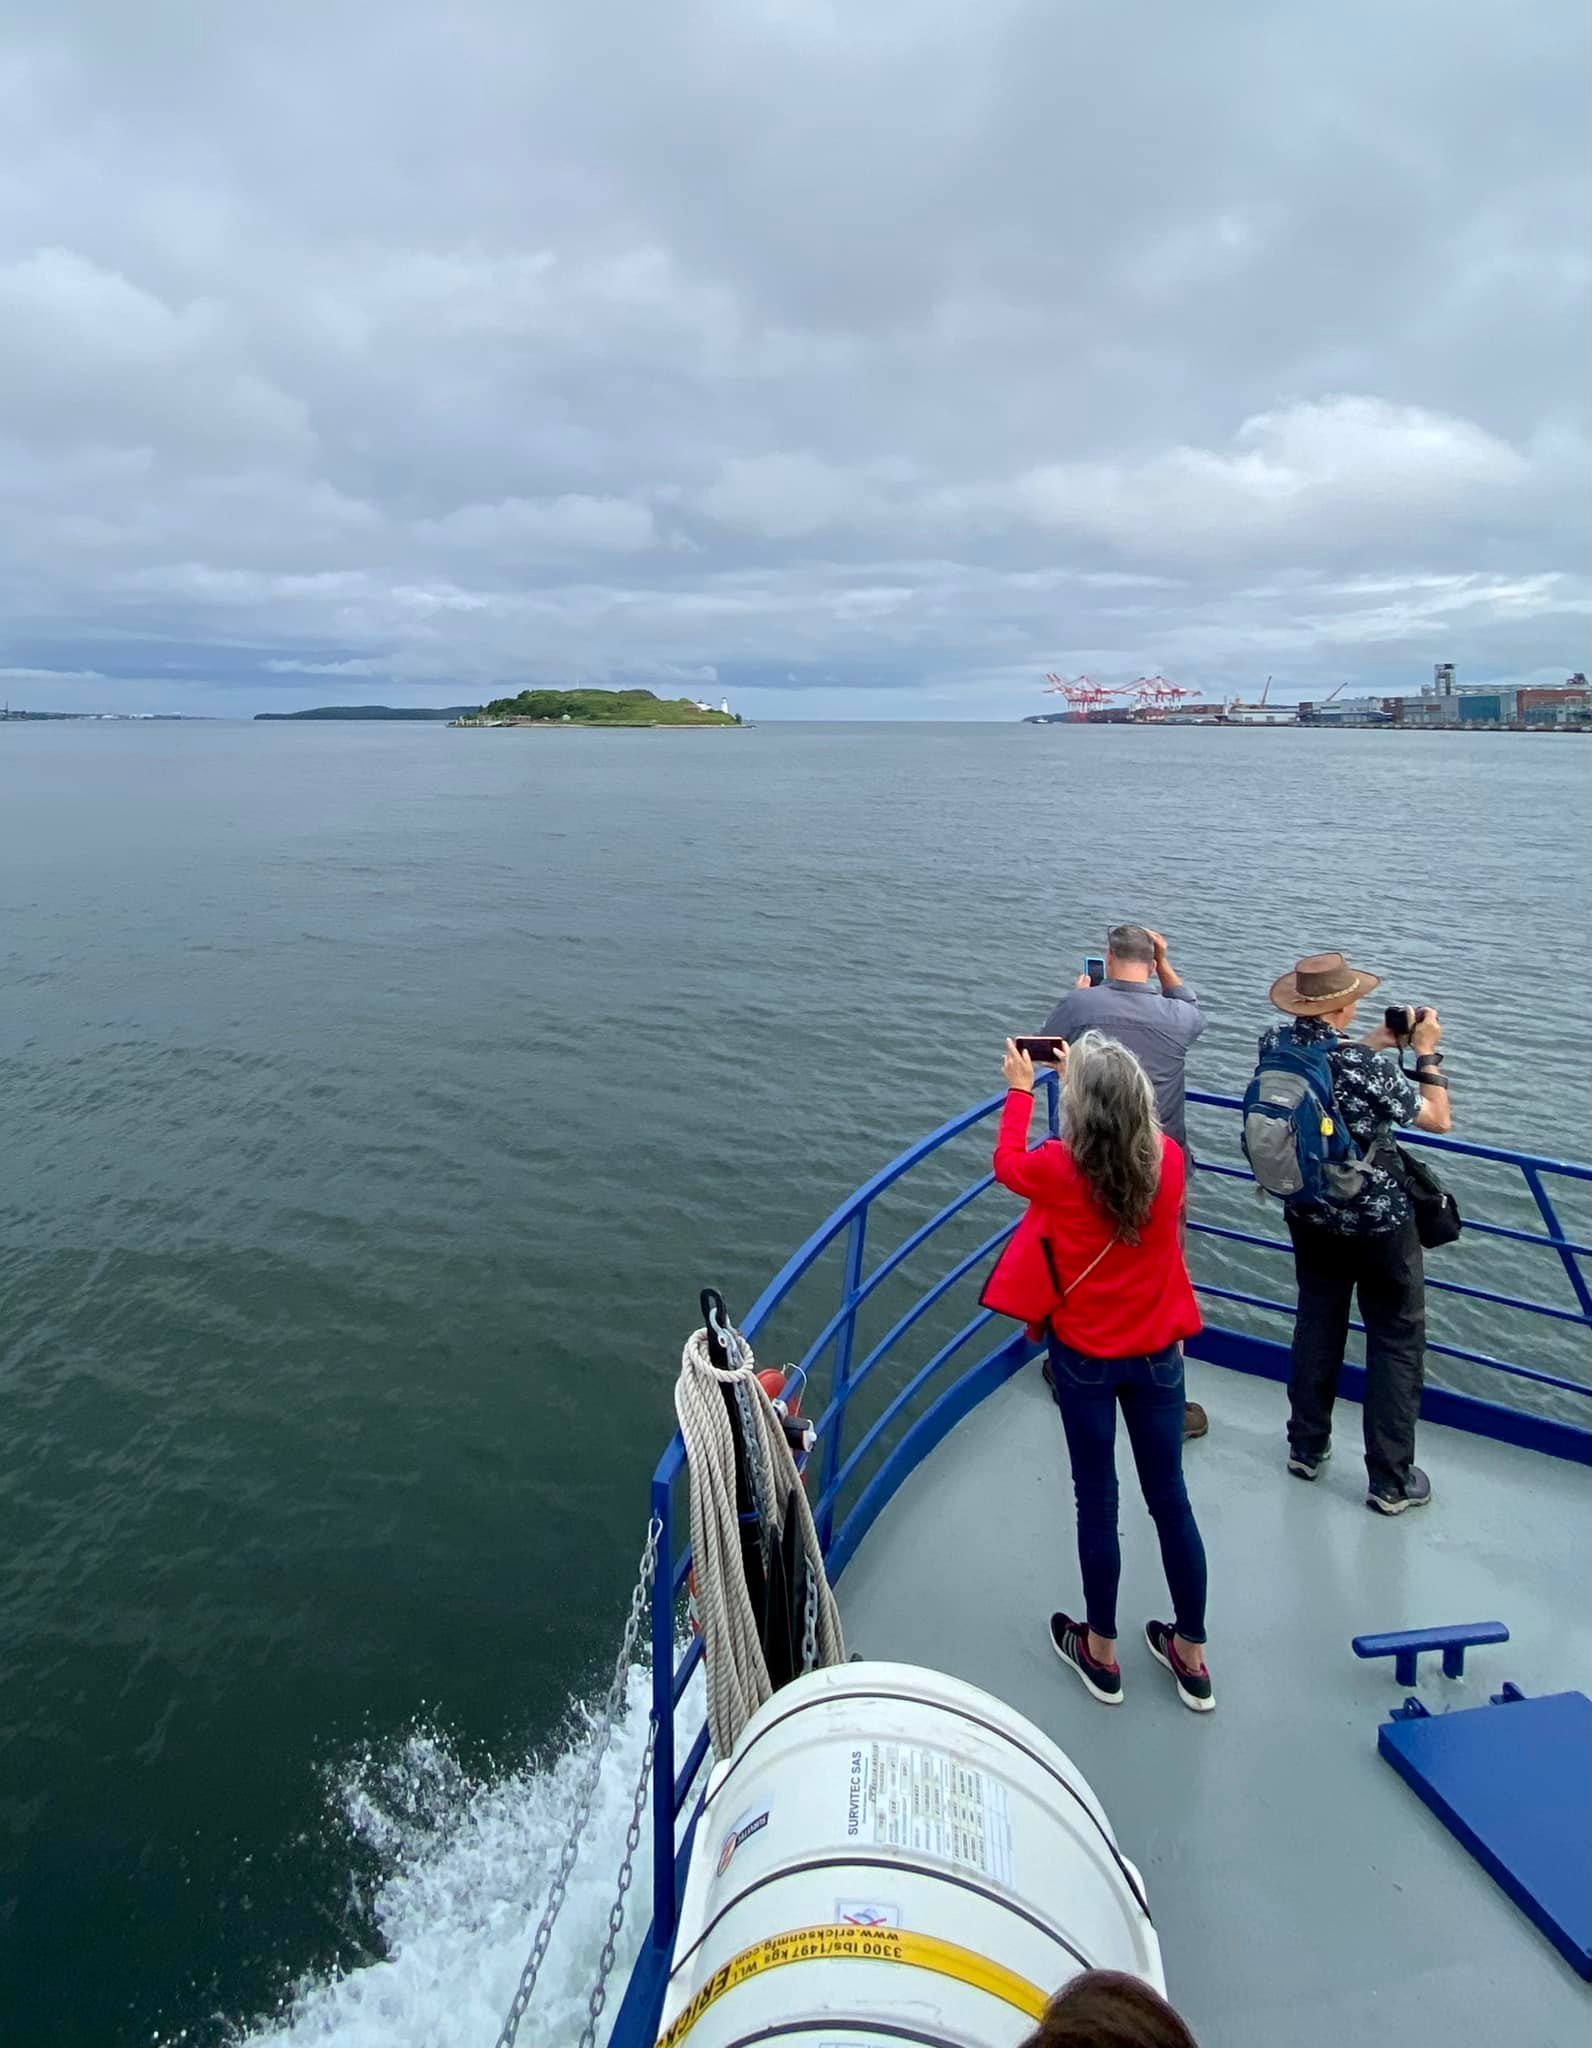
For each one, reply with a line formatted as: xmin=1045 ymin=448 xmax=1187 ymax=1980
xmin=1269 ymin=951 xmax=1382 ymax=1015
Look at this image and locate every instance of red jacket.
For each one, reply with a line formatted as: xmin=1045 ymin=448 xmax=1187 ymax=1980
xmin=984 ymin=1089 xmax=1202 ymax=1358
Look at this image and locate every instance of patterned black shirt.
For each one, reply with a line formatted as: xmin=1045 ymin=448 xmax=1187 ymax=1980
xmin=1257 ymin=1017 xmax=1421 ymax=1236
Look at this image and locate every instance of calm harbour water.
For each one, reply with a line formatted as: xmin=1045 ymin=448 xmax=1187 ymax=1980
xmin=1 ymin=720 xmax=1588 ymax=2047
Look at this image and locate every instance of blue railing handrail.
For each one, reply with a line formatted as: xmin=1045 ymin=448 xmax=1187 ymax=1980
xmin=620 ymin=1077 xmax=1591 ymax=2036
xmin=648 ymin=1085 xmax=1057 ymax=1491
xmin=741 ymin=1092 xmax=1026 ymax=1334
xmin=1185 ymin=1085 xmax=1592 ymax=1180
xmin=651 ymin=1085 xmax=1588 ymax=1503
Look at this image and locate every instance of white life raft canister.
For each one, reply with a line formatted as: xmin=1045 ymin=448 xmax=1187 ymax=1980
xmin=655 ymin=1659 xmax=1162 ymax=2047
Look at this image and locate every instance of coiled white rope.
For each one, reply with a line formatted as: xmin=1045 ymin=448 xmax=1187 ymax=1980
xmin=675 ymin=1323 xmax=845 ymax=1759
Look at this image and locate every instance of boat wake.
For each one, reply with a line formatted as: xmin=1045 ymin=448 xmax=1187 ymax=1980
xmin=240 ymin=1665 xmax=667 ymax=2048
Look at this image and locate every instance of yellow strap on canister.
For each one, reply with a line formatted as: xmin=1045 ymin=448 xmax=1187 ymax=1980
xmin=654 ymin=1921 xmax=1050 ymax=2045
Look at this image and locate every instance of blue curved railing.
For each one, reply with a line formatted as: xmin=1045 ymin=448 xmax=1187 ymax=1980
xmin=610 ymin=1083 xmax=1592 ymax=2043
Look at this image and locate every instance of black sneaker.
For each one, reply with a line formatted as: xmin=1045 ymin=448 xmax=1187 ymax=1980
xmin=1048 ymin=1613 xmax=1122 ymax=1705
xmin=1287 ymin=1441 xmax=1332 ymax=1481
xmin=1145 ymin=1620 xmax=1215 ymax=1713
xmin=1367 ymin=1466 xmax=1433 ymax=1516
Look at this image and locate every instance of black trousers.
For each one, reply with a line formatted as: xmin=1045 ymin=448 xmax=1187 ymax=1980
xmin=1286 ymin=1212 xmax=1425 ymax=1493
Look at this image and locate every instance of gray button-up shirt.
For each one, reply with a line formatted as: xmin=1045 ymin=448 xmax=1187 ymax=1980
xmin=1039 ymin=977 xmax=1206 ymax=1147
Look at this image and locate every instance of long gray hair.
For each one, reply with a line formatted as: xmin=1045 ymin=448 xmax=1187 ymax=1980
xmin=1063 ymin=1030 xmax=1163 ymax=1240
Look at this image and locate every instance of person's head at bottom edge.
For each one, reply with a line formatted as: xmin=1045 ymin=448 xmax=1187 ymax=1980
xmin=1018 ymin=1968 xmax=1199 ymax=2048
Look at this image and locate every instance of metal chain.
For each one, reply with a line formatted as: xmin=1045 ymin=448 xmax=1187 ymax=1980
xmin=800 ymin=1566 xmax=819 ymax=1674
xmin=494 ymin=1514 xmax=662 ymax=2048
xmin=731 ymin=1375 xmax=777 ymax=1545
xmin=724 ymin=1317 xmax=793 ymax=1565
xmin=578 ymin=1708 xmax=659 ymax=2047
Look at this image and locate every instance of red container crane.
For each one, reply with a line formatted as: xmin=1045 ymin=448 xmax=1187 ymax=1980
xmin=1129 ymin=675 xmax=1204 ymax=717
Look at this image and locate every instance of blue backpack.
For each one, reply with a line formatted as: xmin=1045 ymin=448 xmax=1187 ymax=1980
xmin=1241 ymin=1033 xmax=1368 ymax=1209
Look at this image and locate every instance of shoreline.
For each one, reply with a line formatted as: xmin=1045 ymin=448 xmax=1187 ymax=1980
xmin=449 ymin=717 xmax=742 ymax=730
xmin=1021 ymin=718 xmax=1590 ymax=735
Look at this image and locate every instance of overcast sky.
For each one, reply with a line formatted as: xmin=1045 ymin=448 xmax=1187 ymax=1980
xmin=1 ymin=1 xmax=1586 ymax=718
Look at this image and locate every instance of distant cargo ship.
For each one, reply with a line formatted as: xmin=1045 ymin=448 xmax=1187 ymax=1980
xmin=1222 ymin=677 xmax=1296 ymax=726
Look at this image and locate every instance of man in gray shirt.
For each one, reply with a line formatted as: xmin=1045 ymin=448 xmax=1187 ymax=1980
xmin=1038 ymin=924 xmax=1205 ymax=1149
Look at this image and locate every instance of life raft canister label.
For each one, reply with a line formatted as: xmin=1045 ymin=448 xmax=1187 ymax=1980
xmin=653 ymin=1921 xmax=1049 ymax=2046
xmin=835 ymin=1897 xmax=899 ymax=1927
xmin=713 ymin=1803 xmax=770 ymax=1879
xmin=841 ymin=1740 xmax=1015 ymax=1885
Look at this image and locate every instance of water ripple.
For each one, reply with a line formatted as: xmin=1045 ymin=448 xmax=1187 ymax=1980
xmin=0 ymin=720 xmax=1586 ymax=2045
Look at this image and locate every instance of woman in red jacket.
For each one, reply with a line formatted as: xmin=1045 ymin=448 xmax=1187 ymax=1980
xmin=993 ymin=1031 xmax=1213 ymax=1712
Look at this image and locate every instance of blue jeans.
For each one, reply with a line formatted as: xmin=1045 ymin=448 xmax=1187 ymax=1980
xmin=1046 ymin=1337 xmax=1208 ymax=1645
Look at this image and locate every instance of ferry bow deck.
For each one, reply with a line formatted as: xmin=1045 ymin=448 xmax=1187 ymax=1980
xmin=837 ymin=1353 xmax=1592 ymax=2048
xmin=613 ymin=1087 xmax=1592 ymax=2048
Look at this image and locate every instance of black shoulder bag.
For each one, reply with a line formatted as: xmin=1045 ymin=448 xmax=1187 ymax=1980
xmin=1392 ymin=1144 xmax=1463 ymax=1249
xmin=1369 ymin=1119 xmax=1462 ymax=1250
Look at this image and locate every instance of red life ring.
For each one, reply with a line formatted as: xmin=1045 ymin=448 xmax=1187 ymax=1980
xmin=758 ymin=1367 xmax=798 ymax=1414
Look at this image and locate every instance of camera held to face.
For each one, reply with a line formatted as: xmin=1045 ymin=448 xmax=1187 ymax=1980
xmin=1384 ymin=1004 xmax=1430 ymax=1043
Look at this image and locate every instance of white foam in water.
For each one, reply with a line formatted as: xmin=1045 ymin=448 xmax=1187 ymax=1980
xmin=243 ymin=1663 xmax=700 ymax=2048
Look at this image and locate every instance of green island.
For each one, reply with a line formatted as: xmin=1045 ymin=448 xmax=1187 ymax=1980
xmin=454 ymin=687 xmax=740 ymax=728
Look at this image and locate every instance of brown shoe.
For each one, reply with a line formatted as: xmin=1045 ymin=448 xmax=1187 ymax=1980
xmin=1183 ymin=1401 xmax=1208 ymax=1440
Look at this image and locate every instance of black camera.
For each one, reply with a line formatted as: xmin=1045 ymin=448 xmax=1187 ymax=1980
xmin=1384 ymin=1004 xmax=1429 ymax=1042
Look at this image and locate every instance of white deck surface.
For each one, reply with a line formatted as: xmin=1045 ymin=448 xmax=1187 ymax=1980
xmin=837 ymin=1357 xmax=1592 ymax=2048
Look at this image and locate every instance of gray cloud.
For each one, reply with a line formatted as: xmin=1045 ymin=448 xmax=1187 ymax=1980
xmin=0 ymin=0 xmax=1586 ymax=716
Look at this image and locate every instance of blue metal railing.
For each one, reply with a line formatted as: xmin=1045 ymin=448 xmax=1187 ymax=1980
xmin=611 ymin=1083 xmax=1591 ymax=2042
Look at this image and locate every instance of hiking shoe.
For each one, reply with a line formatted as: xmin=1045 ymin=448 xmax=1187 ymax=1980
xmin=1048 ymin=1613 xmax=1122 ymax=1705
xmin=1287 ymin=1441 xmax=1332 ymax=1481
xmin=1183 ymin=1401 xmax=1208 ymax=1441
xmin=1145 ymin=1621 xmax=1215 ymax=1713
xmin=1367 ymin=1466 xmax=1433 ymax=1516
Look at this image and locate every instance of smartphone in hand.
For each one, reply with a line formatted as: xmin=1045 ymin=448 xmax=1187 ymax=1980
xmin=1013 ymin=1037 xmax=1067 ymax=1064
xmin=1085 ymin=956 xmax=1106 ymax=986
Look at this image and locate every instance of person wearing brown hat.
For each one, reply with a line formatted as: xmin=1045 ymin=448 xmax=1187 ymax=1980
xmin=1258 ymin=951 xmax=1453 ymax=1514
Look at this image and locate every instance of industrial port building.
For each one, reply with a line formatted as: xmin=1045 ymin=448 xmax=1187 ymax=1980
xmin=1026 ymin=666 xmax=1588 ymax=730
xmin=1301 ymin=668 xmax=1588 ymax=730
